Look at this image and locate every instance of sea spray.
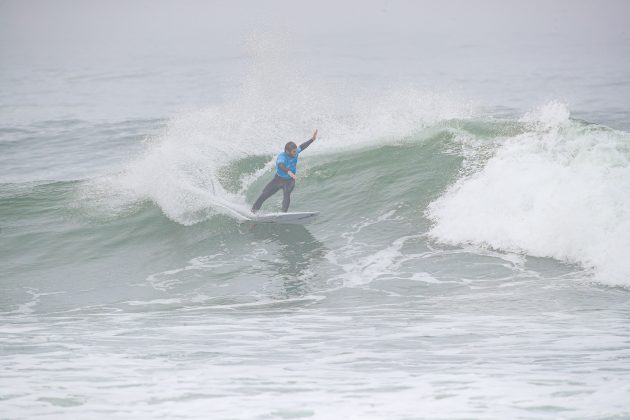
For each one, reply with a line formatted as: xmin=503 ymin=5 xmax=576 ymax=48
xmin=83 ymin=40 xmax=473 ymax=224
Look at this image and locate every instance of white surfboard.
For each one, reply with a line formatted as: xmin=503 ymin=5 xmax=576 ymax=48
xmin=247 ymin=211 xmax=319 ymax=225
xmin=210 ymin=199 xmax=318 ymax=225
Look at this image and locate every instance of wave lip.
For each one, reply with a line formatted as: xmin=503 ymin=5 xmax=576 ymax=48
xmin=428 ymin=103 xmax=630 ymax=287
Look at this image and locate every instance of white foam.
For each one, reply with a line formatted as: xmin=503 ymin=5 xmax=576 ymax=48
xmin=428 ymin=102 xmax=630 ymax=286
xmin=327 ymin=211 xmax=438 ymax=287
xmin=145 ymin=254 xmax=225 ymax=291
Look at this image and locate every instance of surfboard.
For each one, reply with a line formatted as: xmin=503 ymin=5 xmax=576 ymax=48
xmin=210 ymin=199 xmax=318 ymax=225
xmin=247 ymin=211 xmax=319 ymax=225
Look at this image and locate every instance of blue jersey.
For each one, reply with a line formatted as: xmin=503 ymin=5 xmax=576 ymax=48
xmin=275 ymin=146 xmax=302 ymax=179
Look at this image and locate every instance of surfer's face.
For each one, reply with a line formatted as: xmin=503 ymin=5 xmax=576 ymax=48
xmin=288 ymin=148 xmax=297 ymax=158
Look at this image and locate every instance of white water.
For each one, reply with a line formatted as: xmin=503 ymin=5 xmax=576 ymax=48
xmin=428 ymin=102 xmax=630 ymax=286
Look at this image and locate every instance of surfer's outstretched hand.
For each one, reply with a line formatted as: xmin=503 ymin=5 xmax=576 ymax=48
xmin=312 ymin=129 xmax=318 ymax=141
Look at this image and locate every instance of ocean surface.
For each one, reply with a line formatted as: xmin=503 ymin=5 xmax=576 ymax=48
xmin=2 ymin=2 xmax=630 ymax=419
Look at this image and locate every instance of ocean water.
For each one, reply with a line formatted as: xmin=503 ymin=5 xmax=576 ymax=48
xmin=2 ymin=1 xmax=630 ymax=419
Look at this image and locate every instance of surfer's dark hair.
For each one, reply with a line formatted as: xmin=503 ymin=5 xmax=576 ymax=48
xmin=284 ymin=141 xmax=297 ymax=153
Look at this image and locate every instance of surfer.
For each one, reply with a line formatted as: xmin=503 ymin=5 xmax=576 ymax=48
xmin=251 ymin=129 xmax=318 ymax=213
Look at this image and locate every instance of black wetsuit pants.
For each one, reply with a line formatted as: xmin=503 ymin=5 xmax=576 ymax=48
xmin=252 ymin=175 xmax=295 ymax=212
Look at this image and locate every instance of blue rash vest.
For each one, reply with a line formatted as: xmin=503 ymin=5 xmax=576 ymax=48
xmin=275 ymin=146 xmax=302 ymax=179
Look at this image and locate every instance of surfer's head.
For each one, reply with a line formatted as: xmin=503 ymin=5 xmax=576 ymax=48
xmin=284 ymin=141 xmax=298 ymax=157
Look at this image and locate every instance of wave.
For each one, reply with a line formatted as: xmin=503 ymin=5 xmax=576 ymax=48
xmin=428 ymin=102 xmax=630 ymax=286
xmin=3 ymin=101 xmax=629 ymax=289
xmin=6 ymin=37 xmax=627 ymax=288
xmin=72 ymin=94 xmax=630 ymax=288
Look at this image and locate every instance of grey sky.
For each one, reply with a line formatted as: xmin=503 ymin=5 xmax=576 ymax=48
xmin=2 ymin=0 xmax=629 ymax=58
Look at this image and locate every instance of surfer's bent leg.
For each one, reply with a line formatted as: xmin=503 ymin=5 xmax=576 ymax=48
xmin=281 ymin=179 xmax=295 ymax=212
xmin=252 ymin=176 xmax=283 ymax=211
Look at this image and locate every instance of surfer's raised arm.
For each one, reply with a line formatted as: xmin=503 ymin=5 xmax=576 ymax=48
xmin=299 ymin=129 xmax=318 ymax=151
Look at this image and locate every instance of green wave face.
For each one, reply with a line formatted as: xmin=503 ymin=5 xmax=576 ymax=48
xmin=2 ymin=110 xmax=630 ymax=314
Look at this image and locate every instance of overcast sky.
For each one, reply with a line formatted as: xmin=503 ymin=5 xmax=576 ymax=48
xmin=2 ymin=0 xmax=629 ymax=60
